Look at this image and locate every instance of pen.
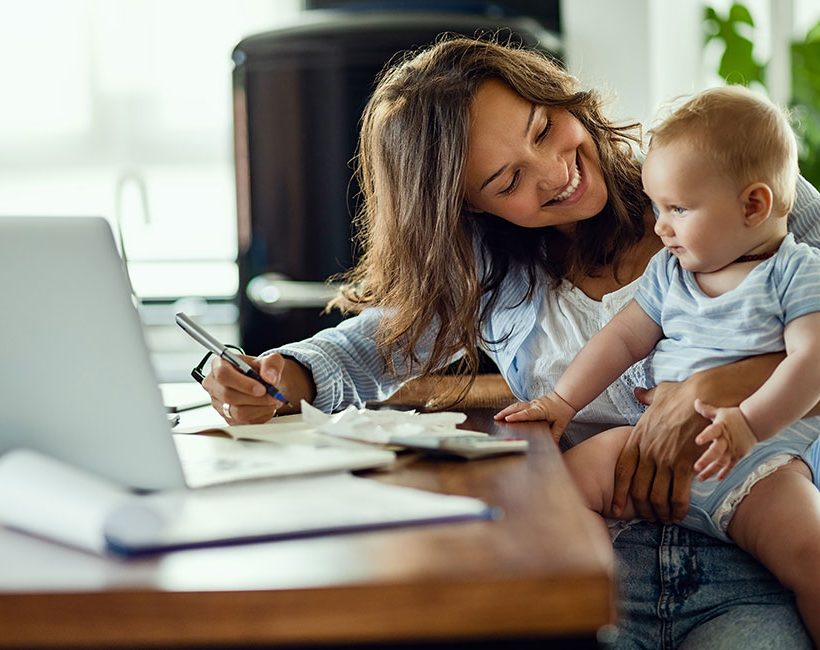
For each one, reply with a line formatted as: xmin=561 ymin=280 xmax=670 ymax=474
xmin=175 ymin=312 xmax=293 ymax=406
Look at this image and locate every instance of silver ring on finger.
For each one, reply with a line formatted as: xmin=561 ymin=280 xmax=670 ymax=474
xmin=222 ymin=402 xmax=232 ymax=419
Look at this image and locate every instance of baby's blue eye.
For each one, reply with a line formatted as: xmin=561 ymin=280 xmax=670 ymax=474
xmin=671 ymin=206 xmax=687 ymax=215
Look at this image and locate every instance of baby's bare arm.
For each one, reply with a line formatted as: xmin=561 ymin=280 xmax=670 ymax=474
xmin=740 ymin=312 xmax=820 ymax=439
xmin=555 ymin=300 xmax=662 ymax=411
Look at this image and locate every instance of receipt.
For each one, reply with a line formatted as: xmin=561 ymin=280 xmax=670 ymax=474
xmin=300 ymin=401 xmax=468 ymax=444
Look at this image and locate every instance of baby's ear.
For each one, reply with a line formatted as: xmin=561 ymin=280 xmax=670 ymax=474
xmin=741 ymin=182 xmax=773 ymax=227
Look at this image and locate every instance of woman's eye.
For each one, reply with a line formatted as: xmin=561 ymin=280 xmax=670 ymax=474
xmin=500 ymin=170 xmax=520 ymax=196
xmin=535 ymin=117 xmax=552 ymax=143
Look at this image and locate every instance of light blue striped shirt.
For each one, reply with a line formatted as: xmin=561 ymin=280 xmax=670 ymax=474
xmin=272 ymin=176 xmax=820 ymax=419
xmin=634 ymin=233 xmax=820 ymax=386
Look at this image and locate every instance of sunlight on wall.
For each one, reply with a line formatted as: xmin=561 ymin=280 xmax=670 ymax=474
xmin=561 ymin=0 xmax=818 ymax=128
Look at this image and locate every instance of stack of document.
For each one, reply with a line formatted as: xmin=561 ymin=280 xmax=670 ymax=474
xmin=0 ymin=404 xmax=525 ymax=555
xmin=177 ymin=401 xmax=529 ymax=462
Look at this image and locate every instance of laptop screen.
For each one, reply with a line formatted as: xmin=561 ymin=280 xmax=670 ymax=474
xmin=0 ymin=217 xmax=186 ymax=491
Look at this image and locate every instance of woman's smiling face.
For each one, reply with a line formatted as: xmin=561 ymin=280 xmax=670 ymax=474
xmin=464 ymin=79 xmax=609 ymax=233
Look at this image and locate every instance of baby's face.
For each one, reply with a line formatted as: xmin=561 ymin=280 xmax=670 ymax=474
xmin=642 ymin=142 xmax=749 ymax=273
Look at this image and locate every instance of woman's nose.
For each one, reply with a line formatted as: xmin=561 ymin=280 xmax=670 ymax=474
xmin=535 ymin=159 xmax=569 ymax=194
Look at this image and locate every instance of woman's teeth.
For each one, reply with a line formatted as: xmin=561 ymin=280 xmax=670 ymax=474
xmin=550 ymin=165 xmax=581 ymax=203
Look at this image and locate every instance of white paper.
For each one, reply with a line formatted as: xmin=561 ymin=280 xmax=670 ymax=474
xmin=0 ymin=449 xmax=130 ymax=554
xmin=301 ymin=401 xmax=470 ymax=443
xmin=172 ymin=431 xmax=396 ymax=488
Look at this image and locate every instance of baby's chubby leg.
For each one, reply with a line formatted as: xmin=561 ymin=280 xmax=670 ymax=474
xmin=563 ymin=426 xmax=637 ymax=520
xmin=727 ymin=459 xmax=820 ymax=643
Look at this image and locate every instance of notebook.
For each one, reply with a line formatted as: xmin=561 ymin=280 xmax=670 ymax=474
xmin=0 ymin=217 xmax=394 ymax=491
xmin=0 ymin=448 xmax=492 ymax=556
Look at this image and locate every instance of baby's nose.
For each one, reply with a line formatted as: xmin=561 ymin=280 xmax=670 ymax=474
xmin=654 ymin=216 xmax=672 ymax=237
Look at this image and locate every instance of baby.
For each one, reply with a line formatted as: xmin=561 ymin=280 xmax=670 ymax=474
xmin=496 ymin=86 xmax=820 ymax=639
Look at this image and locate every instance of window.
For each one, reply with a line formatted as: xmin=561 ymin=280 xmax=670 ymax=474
xmin=0 ymin=0 xmax=301 ymax=300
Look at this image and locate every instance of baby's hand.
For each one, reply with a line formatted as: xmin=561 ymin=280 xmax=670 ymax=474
xmin=692 ymin=399 xmax=758 ymax=481
xmin=494 ymin=392 xmax=577 ymax=441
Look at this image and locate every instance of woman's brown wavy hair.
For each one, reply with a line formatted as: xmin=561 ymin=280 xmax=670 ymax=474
xmin=329 ymin=35 xmax=648 ymax=401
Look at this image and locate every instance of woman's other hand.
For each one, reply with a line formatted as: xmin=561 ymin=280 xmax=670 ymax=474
xmin=610 ymin=353 xmax=783 ymax=523
xmin=202 ymin=353 xmax=316 ymax=424
xmin=610 ymin=381 xmax=705 ymax=523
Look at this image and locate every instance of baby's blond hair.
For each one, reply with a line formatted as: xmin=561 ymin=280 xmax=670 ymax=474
xmin=649 ymin=86 xmax=799 ymax=216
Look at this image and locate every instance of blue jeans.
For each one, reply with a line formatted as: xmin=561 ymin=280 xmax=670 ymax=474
xmin=608 ymin=522 xmax=811 ymax=649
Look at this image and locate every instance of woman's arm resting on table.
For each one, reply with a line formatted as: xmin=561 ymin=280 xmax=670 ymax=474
xmin=610 ymin=353 xmax=788 ymax=523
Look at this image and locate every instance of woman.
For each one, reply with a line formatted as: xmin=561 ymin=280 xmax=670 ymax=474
xmin=204 ymin=37 xmax=820 ymax=647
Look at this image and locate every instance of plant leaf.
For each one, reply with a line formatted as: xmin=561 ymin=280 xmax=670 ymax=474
xmin=719 ymin=33 xmax=765 ymax=85
xmin=728 ymin=3 xmax=755 ymax=26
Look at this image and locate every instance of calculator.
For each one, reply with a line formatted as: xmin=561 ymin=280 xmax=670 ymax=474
xmin=387 ymin=432 xmax=528 ymax=460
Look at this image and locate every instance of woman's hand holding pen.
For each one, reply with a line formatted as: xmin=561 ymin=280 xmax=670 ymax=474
xmin=202 ymin=353 xmax=316 ymax=424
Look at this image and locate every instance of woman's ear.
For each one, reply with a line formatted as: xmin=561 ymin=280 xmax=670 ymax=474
xmin=741 ymin=182 xmax=773 ymax=227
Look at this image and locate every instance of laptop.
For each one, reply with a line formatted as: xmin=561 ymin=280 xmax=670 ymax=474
xmin=0 ymin=217 xmax=393 ymax=491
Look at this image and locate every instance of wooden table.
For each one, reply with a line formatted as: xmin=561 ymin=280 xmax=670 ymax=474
xmin=0 ymin=409 xmax=615 ymax=649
